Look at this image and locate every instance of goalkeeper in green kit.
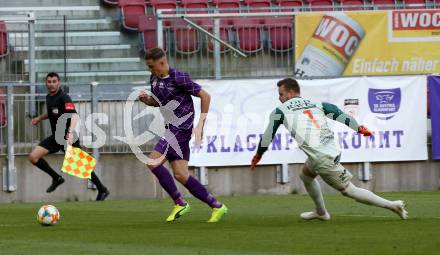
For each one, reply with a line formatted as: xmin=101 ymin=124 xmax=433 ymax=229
xmin=251 ymin=78 xmax=408 ymax=221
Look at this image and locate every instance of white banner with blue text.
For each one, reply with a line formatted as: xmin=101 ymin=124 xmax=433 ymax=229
xmin=189 ymin=76 xmax=427 ymax=167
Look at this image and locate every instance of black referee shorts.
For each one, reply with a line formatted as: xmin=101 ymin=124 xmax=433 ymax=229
xmin=38 ymin=135 xmax=80 ymax=154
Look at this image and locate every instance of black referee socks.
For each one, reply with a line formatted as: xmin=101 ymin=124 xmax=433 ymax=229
xmin=35 ymin=158 xmax=61 ymax=180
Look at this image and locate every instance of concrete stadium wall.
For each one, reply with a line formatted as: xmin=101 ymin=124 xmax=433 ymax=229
xmin=0 ymin=153 xmax=439 ymax=203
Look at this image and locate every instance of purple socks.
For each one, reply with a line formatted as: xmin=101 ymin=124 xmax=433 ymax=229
xmin=152 ymin=165 xmax=221 ymax=208
xmin=151 ymin=165 xmax=186 ymax=206
xmin=184 ymin=176 xmax=222 ymax=208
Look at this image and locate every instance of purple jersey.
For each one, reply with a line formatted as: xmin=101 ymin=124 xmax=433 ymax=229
xmin=150 ymin=68 xmax=201 ymax=130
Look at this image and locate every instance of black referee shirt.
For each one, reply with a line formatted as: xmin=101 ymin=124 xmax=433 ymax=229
xmin=46 ymin=88 xmax=77 ymax=135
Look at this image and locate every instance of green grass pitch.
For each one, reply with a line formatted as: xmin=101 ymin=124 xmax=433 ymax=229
xmin=0 ymin=191 xmax=439 ymax=255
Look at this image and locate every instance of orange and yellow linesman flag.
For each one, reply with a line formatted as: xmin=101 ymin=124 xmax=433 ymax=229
xmin=61 ymin=146 xmax=96 ymax=179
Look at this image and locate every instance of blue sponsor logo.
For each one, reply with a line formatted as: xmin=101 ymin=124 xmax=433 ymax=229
xmin=368 ymin=88 xmax=401 ymax=120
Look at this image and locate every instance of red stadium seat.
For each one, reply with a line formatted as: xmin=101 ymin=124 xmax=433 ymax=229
xmin=0 ymin=21 xmax=8 ymax=58
xmin=181 ymin=0 xmax=209 ymax=13
xmin=0 ymin=88 xmax=5 ymax=128
xmin=371 ymin=0 xmax=397 ymax=9
xmin=119 ymin=0 xmax=147 ymax=31
xmin=233 ymin=19 xmax=263 ymax=53
xmin=212 ymin=0 xmax=241 ymax=12
xmin=172 ymin=19 xmax=201 ymax=54
xmin=243 ymin=0 xmax=272 ymax=12
xmin=264 ymin=18 xmax=293 ymax=52
xmin=340 ymin=0 xmax=365 ymax=10
xmin=101 ymin=0 xmax=119 ymax=6
xmin=308 ymin=0 xmax=334 ymax=11
xmin=212 ymin=0 xmax=240 ymax=25
xmin=198 ymin=19 xmax=231 ymax=53
xmin=139 ymin=15 xmax=168 ymax=51
xmin=403 ymin=0 xmax=427 ymax=9
xmin=150 ymin=0 xmax=177 ymax=14
xmin=275 ymin=0 xmax=304 ymax=11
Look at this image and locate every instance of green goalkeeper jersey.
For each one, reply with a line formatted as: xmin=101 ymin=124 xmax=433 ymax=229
xmin=257 ymin=96 xmax=360 ymax=162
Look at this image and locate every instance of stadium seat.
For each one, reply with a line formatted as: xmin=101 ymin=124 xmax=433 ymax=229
xmin=308 ymin=0 xmax=334 ymax=11
xmin=0 ymin=88 xmax=5 ymax=128
xmin=172 ymin=19 xmax=201 ymax=54
xmin=212 ymin=0 xmax=240 ymax=26
xmin=233 ymin=19 xmax=263 ymax=53
xmin=181 ymin=0 xmax=210 ymax=13
xmin=264 ymin=18 xmax=293 ymax=52
xmin=119 ymin=0 xmax=147 ymax=31
xmin=371 ymin=0 xmax=397 ymax=9
xmin=0 ymin=21 xmax=8 ymax=58
xmin=275 ymin=0 xmax=304 ymax=11
xmin=340 ymin=0 xmax=365 ymax=10
xmin=198 ymin=19 xmax=231 ymax=53
xmin=150 ymin=0 xmax=178 ymax=14
xmin=139 ymin=15 xmax=168 ymax=52
xmin=212 ymin=0 xmax=241 ymax=12
xmin=403 ymin=0 xmax=427 ymax=9
xmin=101 ymin=0 xmax=119 ymax=6
xmin=244 ymin=0 xmax=272 ymax=12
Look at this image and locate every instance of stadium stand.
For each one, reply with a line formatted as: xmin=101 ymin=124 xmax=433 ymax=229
xmin=119 ymin=0 xmax=147 ymax=31
xmin=340 ymin=0 xmax=365 ymax=10
xmin=172 ymin=19 xmax=201 ymax=54
xmin=197 ymin=19 xmax=232 ymax=53
xmin=102 ymin=0 xmax=119 ymax=6
xmin=244 ymin=0 xmax=273 ymax=12
xmin=233 ymin=19 xmax=264 ymax=53
xmin=212 ymin=0 xmax=240 ymax=27
xmin=181 ymin=0 xmax=210 ymax=13
xmin=0 ymin=21 xmax=8 ymax=58
xmin=150 ymin=0 xmax=178 ymax=14
xmin=139 ymin=15 xmax=169 ymax=52
xmin=264 ymin=17 xmax=293 ymax=52
xmin=275 ymin=0 xmax=304 ymax=11
xmin=212 ymin=0 xmax=242 ymax=12
xmin=0 ymin=88 xmax=5 ymax=128
xmin=3 ymin=0 xmax=436 ymax=83
xmin=403 ymin=0 xmax=428 ymax=8
xmin=371 ymin=0 xmax=397 ymax=9
xmin=308 ymin=0 xmax=334 ymax=11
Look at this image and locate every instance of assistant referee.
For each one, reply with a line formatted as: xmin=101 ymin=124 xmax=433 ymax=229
xmin=28 ymin=72 xmax=110 ymax=201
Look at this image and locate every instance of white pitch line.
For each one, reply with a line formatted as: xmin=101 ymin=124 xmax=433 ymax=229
xmin=340 ymin=214 xmax=440 ymax=220
xmin=339 ymin=214 xmax=396 ymax=218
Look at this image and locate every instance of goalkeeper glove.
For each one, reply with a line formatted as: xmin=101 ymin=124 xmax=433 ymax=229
xmin=358 ymin=125 xmax=372 ymax=137
xmin=250 ymin=154 xmax=262 ymax=171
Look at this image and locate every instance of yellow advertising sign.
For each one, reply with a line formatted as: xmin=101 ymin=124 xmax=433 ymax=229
xmin=295 ymin=10 xmax=440 ymax=77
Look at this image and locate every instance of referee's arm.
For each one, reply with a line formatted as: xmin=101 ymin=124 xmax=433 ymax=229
xmin=31 ymin=113 xmax=48 ymax=126
xmin=63 ymin=96 xmax=79 ymax=144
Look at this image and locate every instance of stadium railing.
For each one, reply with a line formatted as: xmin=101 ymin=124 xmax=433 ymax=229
xmin=0 ymin=13 xmax=35 ymax=83
xmin=0 ymin=82 xmax=157 ymax=157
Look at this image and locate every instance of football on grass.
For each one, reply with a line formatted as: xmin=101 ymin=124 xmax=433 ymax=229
xmin=37 ymin=205 xmax=60 ymax=226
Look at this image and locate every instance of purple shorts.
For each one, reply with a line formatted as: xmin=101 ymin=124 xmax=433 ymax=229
xmin=154 ymin=127 xmax=192 ymax=162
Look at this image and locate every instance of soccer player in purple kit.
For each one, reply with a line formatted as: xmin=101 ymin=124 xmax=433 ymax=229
xmin=138 ymin=47 xmax=228 ymax=222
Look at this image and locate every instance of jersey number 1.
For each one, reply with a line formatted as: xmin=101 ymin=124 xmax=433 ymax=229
xmin=303 ymin=110 xmax=320 ymax=128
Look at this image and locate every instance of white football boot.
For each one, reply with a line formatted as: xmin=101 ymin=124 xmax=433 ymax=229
xmin=390 ymin=200 xmax=408 ymax=220
xmin=300 ymin=210 xmax=331 ymax=221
